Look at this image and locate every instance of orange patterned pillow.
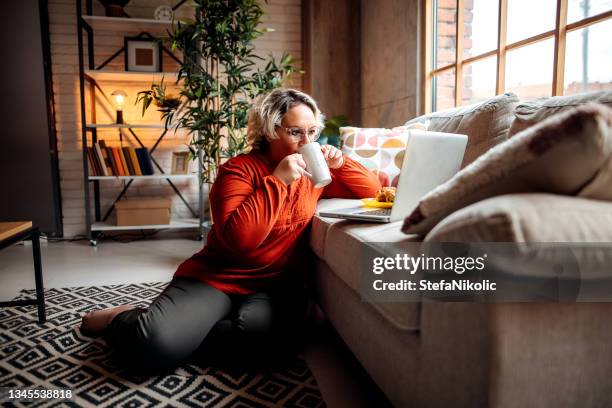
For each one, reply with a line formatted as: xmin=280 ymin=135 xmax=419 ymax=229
xmin=340 ymin=126 xmax=413 ymax=186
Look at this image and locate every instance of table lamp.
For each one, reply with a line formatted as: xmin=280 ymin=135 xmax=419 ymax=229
xmin=111 ymin=90 xmax=127 ymax=124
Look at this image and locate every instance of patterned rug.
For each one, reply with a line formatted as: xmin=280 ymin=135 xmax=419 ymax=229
xmin=0 ymin=282 xmax=326 ymax=407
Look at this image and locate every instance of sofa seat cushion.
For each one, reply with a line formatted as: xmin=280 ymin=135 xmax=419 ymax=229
xmin=312 ymin=198 xmax=422 ymax=331
xmin=405 ymin=93 xmax=519 ymax=167
xmin=425 ymin=193 xmax=612 ymax=243
xmin=311 ymin=199 xmax=359 ymax=259
xmin=510 ymin=90 xmax=612 ymax=136
xmin=402 ymin=103 xmax=612 ymax=235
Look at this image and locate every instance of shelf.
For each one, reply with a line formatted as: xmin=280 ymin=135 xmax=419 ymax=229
xmin=86 ymin=123 xmax=166 ymax=129
xmin=91 ymin=218 xmax=201 ymax=231
xmin=79 ymin=10 xmax=202 ymax=244
xmin=89 ymin=174 xmax=196 ymax=180
xmin=81 ymin=15 xmax=176 ymax=34
xmin=84 ymin=70 xmax=179 ymax=83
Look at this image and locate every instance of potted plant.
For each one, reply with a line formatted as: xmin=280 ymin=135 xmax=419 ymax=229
xmin=137 ymin=0 xmax=299 ymax=187
xmin=320 ymin=115 xmax=350 ymax=148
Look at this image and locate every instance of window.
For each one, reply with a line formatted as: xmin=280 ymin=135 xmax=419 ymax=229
xmin=423 ymin=0 xmax=612 ymax=113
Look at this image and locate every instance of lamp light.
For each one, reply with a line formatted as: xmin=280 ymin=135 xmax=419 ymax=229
xmin=111 ymin=90 xmax=127 ymax=124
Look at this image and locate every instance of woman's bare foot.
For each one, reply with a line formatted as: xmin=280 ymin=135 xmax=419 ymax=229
xmin=81 ymin=304 xmax=135 ymax=333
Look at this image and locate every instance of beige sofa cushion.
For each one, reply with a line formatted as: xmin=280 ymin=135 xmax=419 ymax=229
xmin=425 ymin=193 xmax=612 ymax=242
xmin=311 ymin=199 xmax=360 ymax=259
xmin=510 ymin=90 xmax=612 ymax=136
xmin=311 ymin=199 xmax=422 ymax=331
xmin=405 ymin=93 xmax=519 ymax=167
xmin=402 ymin=103 xmax=612 ymax=235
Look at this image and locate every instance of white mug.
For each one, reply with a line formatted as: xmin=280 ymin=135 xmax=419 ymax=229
xmin=298 ymin=142 xmax=332 ymax=188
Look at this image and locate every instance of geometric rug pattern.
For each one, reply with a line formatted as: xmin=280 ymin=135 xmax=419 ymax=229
xmin=0 ymin=282 xmax=326 ymax=407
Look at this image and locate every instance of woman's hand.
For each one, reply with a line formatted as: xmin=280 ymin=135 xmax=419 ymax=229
xmin=272 ymin=153 xmax=308 ymax=185
xmin=321 ymin=144 xmax=344 ymax=169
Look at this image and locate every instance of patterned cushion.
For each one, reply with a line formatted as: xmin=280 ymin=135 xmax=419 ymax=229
xmin=339 ymin=126 xmax=382 ymax=174
xmin=402 ymin=103 xmax=612 ymax=235
xmin=340 ymin=126 xmax=413 ymax=186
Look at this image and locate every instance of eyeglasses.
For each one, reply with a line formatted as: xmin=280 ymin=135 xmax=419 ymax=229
xmin=278 ymin=125 xmax=324 ymax=142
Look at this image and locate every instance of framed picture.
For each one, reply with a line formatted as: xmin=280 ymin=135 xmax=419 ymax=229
xmin=125 ymin=37 xmax=162 ymax=72
xmin=171 ymin=151 xmax=190 ymax=174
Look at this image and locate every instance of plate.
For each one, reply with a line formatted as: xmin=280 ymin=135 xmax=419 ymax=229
xmin=361 ymin=198 xmax=393 ymax=208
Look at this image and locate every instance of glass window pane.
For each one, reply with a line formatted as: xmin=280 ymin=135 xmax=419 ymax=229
xmin=464 ymin=0 xmax=499 ymax=58
xmin=507 ymin=0 xmax=557 ymax=44
xmin=564 ymin=19 xmax=612 ymax=94
xmin=433 ymin=68 xmax=456 ymax=111
xmin=505 ymin=38 xmax=554 ymax=100
xmin=568 ymin=0 xmax=612 ymax=24
xmin=435 ymin=0 xmax=457 ymax=69
xmin=462 ymin=57 xmax=497 ymax=105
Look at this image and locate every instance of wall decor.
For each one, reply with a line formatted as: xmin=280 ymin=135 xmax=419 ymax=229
xmin=171 ymin=151 xmax=190 ymax=174
xmin=125 ymin=37 xmax=161 ymax=72
xmin=154 ymin=5 xmax=173 ymax=21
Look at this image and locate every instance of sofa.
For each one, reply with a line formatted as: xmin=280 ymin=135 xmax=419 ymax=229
xmin=309 ymin=91 xmax=612 ymax=407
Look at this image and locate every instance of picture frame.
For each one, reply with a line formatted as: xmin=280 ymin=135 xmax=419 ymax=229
xmin=171 ymin=151 xmax=190 ymax=174
xmin=125 ymin=37 xmax=162 ymax=72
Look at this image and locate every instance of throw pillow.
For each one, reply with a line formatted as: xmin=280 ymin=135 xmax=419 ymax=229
xmin=340 ymin=126 xmax=413 ymax=186
xmin=402 ymin=103 xmax=612 ymax=235
xmin=339 ymin=126 xmax=382 ymax=171
xmin=509 ymin=90 xmax=612 ymax=137
xmin=404 ymin=93 xmax=519 ymax=167
xmin=424 ymin=193 xmax=612 ymax=243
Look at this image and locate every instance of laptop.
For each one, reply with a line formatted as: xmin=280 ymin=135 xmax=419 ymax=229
xmin=317 ymin=130 xmax=468 ymax=223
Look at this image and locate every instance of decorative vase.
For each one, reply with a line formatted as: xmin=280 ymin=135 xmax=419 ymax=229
xmin=100 ymin=0 xmax=131 ymax=17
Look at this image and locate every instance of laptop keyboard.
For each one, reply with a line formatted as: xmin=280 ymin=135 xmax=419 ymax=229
xmin=356 ymin=208 xmax=391 ymax=216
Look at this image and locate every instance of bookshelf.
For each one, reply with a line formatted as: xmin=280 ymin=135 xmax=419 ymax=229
xmin=92 ymin=218 xmax=200 ymax=232
xmin=89 ymin=174 xmax=196 ymax=180
xmin=77 ymin=1 xmax=202 ymax=246
xmin=81 ymin=15 xmax=174 ymax=34
xmin=86 ymin=123 xmax=165 ymax=129
xmin=84 ymin=70 xmax=179 ymax=83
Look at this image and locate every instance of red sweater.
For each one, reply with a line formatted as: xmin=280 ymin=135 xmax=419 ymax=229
xmin=174 ymin=150 xmax=381 ymax=295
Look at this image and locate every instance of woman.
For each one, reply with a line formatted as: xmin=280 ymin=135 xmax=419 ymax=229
xmin=81 ymin=88 xmax=381 ymax=373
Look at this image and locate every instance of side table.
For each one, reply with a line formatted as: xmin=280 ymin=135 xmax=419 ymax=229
xmin=0 ymin=222 xmax=46 ymax=323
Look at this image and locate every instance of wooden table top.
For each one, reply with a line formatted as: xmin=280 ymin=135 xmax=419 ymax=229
xmin=0 ymin=221 xmax=33 ymax=241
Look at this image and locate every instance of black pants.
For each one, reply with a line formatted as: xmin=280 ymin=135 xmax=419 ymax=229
xmin=105 ymin=277 xmax=308 ymax=374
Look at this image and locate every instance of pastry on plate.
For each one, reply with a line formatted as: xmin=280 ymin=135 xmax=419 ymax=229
xmin=375 ymin=187 xmax=396 ymax=203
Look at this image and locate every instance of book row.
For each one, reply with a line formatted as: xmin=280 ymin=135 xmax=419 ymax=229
xmin=87 ymin=140 xmax=155 ymax=177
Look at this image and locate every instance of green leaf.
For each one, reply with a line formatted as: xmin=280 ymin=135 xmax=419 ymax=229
xmin=136 ymin=0 xmax=298 ymax=179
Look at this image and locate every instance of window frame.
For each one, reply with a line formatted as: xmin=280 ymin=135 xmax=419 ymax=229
xmin=421 ymin=0 xmax=612 ymax=114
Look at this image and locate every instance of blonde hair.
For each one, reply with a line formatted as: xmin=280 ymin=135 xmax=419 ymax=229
xmin=247 ymin=88 xmax=325 ymax=150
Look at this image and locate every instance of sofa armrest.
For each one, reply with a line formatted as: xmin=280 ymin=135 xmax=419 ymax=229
xmin=425 ymin=193 xmax=612 ymax=242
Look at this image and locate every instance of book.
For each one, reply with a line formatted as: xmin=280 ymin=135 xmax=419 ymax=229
xmin=128 ymin=147 xmax=143 ymax=176
xmin=122 ymin=147 xmax=135 ymax=176
xmin=98 ymin=140 xmax=117 ymax=176
xmin=118 ymin=147 xmax=131 ymax=176
xmin=111 ymin=148 xmax=126 ymax=176
xmin=143 ymin=149 xmax=155 ymax=175
xmin=87 ymin=147 xmax=98 ymax=176
xmin=94 ymin=142 xmax=109 ymax=176
xmin=136 ymin=148 xmax=154 ymax=175
xmin=91 ymin=147 xmax=105 ymax=176
xmin=135 ymin=148 xmax=146 ymax=175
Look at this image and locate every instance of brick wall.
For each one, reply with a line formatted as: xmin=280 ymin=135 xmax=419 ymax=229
xmin=48 ymin=0 xmax=302 ymax=237
xmin=435 ymin=0 xmax=473 ymax=110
